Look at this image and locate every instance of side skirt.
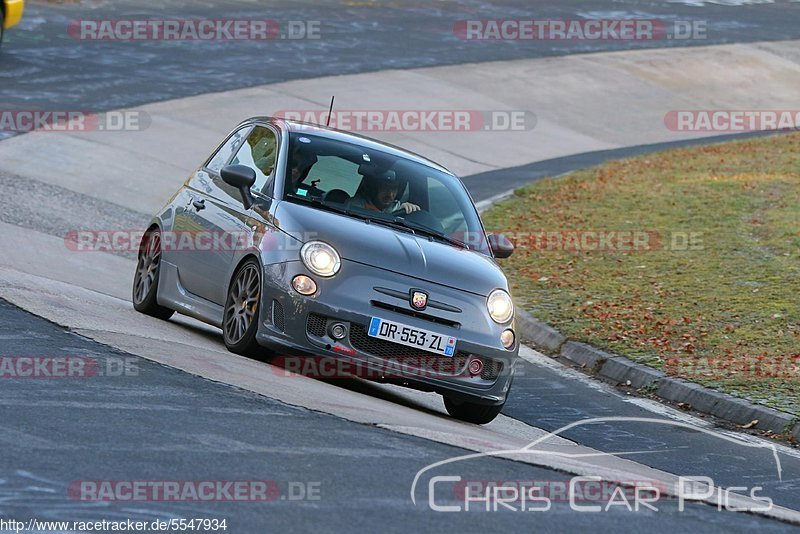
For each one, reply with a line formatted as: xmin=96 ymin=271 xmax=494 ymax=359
xmin=157 ymin=261 xmax=224 ymax=328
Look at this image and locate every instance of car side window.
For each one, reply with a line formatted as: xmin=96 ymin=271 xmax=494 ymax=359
xmin=206 ymin=126 xmax=252 ymax=174
xmin=231 ymin=126 xmax=278 ymax=193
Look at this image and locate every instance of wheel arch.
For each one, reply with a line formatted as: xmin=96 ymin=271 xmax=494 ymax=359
xmin=137 ymin=221 xmax=163 ymax=254
xmin=225 ymin=253 xmax=263 ymax=296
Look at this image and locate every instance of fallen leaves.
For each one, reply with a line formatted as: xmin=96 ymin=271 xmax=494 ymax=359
xmin=481 ymin=131 xmax=800 ymax=414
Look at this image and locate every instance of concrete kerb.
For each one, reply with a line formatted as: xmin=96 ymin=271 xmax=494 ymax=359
xmin=516 ymin=308 xmax=799 ymax=437
xmin=515 ymin=309 xmax=566 ymax=353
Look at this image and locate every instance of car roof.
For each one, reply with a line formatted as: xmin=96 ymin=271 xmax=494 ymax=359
xmin=242 ymin=116 xmax=455 ymax=176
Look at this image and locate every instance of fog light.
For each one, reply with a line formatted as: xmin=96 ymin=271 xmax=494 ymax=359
xmin=292 ymin=275 xmax=317 ymax=295
xmin=501 ymin=329 xmax=515 ymax=349
xmin=467 ymin=358 xmax=484 ymax=377
xmin=329 ymin=322 xmax=347 ymax=340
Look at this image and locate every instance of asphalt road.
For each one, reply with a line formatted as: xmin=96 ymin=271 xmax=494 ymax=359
xmin=1 ymin=0 xmax=799 ymax=115
xmin=463 ymin=130 xmax=786 ymax=202
xmin=0 ymin=300 xmax=792 ymax=532
xmin=0 ymin=301 xmax=786 ymax=533
xmin=506 ymin=353 xmax=800 ymax=512
xmin=1 ymin=136 xmax=799 ymax=529
xmin=2 ymin=0 xmax=800 ymax=532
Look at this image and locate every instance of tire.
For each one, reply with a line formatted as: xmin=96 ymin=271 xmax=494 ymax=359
xmin=132 ymin=228 xmax=174 ymax=320
xmin=444 ymin=396 xmax=504 ymax=425
xmin=223 ymin=258 xmax=263 ymax=356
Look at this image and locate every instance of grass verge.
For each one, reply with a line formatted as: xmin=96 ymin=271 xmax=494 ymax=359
xmin=483 ymin=133 xmax=800 ymax=415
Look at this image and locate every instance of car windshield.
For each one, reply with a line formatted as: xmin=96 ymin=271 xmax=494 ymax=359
xmin=283 ymin=132 xmax=490 ymax=254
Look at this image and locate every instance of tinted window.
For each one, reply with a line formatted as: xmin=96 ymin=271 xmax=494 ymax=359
xmin=283 ymin=132 xmax=489 ymax=254
xmin=231 ymin=126 xmax=279 ymax=192
xmin=206 ymin=126 xmax=251 ymax=174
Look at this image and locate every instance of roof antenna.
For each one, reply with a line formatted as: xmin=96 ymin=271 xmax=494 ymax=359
xmin=326 ymin=96 xmax=335 ymax=127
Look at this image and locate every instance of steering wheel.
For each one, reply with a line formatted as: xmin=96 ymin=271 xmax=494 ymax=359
xmin=393 ymin=209 xmax=445 ymax=235
xmin=391 ymin=207 xmax=408 ymax=216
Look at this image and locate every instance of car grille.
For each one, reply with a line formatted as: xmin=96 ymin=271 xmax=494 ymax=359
xmin=370 ymin=301 xmax=460 ymax=328
xmin=271 ymin=300 xmax=285 ymax=332
xmin=306 ymin=316 xmax=503 ymax=381
xmin=480 ymin=359 xmax=503 ymax=381
xmin=306 ymin=313 xmax=327 ymax=338
xmin=349 ymin=323 xmax=468 ymax=375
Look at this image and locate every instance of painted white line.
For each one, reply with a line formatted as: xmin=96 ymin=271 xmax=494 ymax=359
xmin=475 ymin=189 xmax=515 ymax=214
xmin=520 ymin=345 xmax=800 ymax=461
xmin=622 ymin=397 xmax=712 ymax=427
xmin=518 ymin=345 xmax=612 ymax=394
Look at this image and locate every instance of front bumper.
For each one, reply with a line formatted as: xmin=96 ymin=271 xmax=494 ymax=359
xmin=254 ymin=260 xmax=518 ymax=406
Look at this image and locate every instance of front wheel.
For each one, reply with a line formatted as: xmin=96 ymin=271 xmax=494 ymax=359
xmin=132 ymin=229 xmax=174 ymax=320
xmin=223 ymin=259 xmax=263 ymax=356
xmin=444 ymin=396 xmax=504 ymax=425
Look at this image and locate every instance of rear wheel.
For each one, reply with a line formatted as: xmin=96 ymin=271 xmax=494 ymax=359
xmin=223 ymin=259 xmax=263 ymax=356
xmin=132 ymin=229 xmax=174 ymax=320
xmin=444 ymin=396 xmax=504 ymax=425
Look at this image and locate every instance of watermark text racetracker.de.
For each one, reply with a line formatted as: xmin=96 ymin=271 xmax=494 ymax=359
xmin=0 ymin=356 xmax=138 ymax=378
xmin=68 ymin=480 xmax=322 ymax=502
xmin=0 ymin=110 xmax=149 ymax=133
xmin=64 ymin=229 xmax=704 ymax=254
xmin=276 ymin=109 xmax=536 ymax=132
xmin=64 ymin=229 xmax=311 ymax=253
xmin=269 ymin=354 xmax=516 ymax=380
xmin=486 ymin=229 xmax=704 ymax=252
xmin=665 ymin=110 xmax=800 ymax=132
xmin=664 ymin=353 xmax=800 ymax=381
xmin=68 ymin=19 xmax=321 ymax=41
xmin=454 ymin=19 xmax=707 ymax=41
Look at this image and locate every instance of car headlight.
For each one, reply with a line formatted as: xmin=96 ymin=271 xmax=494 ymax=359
xmin=487 ymin=289 xmax=514 ymax=324
xmin=300 ymin=241 xmax=341 ymax=278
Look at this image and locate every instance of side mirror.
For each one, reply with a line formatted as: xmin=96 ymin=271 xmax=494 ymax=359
xmin=221 ymin=164 xmax=256 ymax=209
xmin=487 ymin=233 xmax=514 ymax=259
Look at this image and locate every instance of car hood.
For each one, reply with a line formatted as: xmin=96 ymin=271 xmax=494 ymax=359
xmin=274 ymin=200 xmax=508 ymax=296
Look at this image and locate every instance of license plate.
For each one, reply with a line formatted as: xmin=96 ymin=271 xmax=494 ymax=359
xmin=368 ymin=317 xmax=457 ymax=357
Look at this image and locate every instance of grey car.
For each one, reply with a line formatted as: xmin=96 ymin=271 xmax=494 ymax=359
xmin=132 ymin=117 xmax=518 ymax=424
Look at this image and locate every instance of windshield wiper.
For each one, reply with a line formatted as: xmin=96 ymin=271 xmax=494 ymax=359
xmin=381 ymin=218 xmax=471 ymax=250
xmin=366 ymin=217 xmax=418 ymax=237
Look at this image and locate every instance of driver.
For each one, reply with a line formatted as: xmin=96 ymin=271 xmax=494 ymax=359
xmin=347 ymin=170 xmax=420 ymax=214
xmin=288 ymin=146 xmax=321 ymax=197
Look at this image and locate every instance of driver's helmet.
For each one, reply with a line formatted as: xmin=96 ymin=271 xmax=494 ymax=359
xmin=363 ymin=169 xmax=400 ymax=200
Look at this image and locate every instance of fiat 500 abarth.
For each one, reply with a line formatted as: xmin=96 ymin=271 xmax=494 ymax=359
xmin=133 ymin=117 xmax=518 ymax=424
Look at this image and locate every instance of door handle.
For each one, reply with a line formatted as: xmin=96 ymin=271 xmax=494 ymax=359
xmin=192 ymin=199 xmax=206 ymax=211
